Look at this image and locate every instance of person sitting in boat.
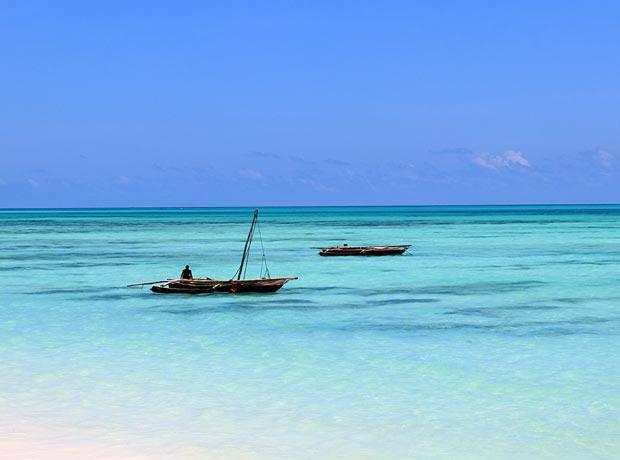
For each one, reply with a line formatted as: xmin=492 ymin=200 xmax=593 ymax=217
xmin=180 ymin=265 xmax=193 ymax=280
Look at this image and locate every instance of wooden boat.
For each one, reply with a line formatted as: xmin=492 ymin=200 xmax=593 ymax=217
xmin=318 ymin=244 xmax=411 ymax=256
xmin=152 ymin=277 xmax=296 ymax=294
xmin=142 ymin=209 xmax=297 ymax=294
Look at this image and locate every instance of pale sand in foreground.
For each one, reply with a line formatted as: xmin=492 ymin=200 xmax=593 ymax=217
xmin=1 ymin=422 xmax=260 ymax=460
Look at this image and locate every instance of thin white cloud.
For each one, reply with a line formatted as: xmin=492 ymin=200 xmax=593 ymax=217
xmin=598 ymin=149 xmax=613 ymax=167
xmin=324 ymin=158 xmax=351 ymax=166
xmin=249 ymin=151 xmax=281 ymax=160
xmin=429 ymin=147 xmax=473 ymax=156
xmin=238 ymin=169 xmax=264 ymax=180
xmin=27 ymin=178 xmax=41 ymax=188
xmin=472 ymin=150 xmax=531 ymax=170
xmin=505 ymin=150 xmax=531 ymax=167
xmin=297 ymin=178 xmax=334 ymax=192
xmin=385 ymin=162 xmax=418 ymax=182
xmin=118 ymin=175 xmax=131 ymax=185
xmin=402 ymin=163 xmax=418 ymax=181
xmin=575 ymin=148 xmax=616 ymax=170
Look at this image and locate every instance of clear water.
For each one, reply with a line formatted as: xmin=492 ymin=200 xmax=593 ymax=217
xmin=1 ymin=206 xmax=619 ymax=459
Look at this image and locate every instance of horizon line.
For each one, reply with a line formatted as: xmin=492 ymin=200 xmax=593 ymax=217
xmin=1 ymin=202 xmax=619 ymax=211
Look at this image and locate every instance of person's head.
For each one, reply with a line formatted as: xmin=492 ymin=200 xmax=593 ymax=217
xmin=185 ymin=265 xmax=190 ymax=269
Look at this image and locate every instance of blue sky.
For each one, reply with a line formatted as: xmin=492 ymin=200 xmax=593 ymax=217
xmin=1 ymin=0 xmax=619 ymax=207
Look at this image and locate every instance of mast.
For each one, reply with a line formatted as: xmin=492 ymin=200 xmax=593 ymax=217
xmin=236 ymin=209 xmax=258 ymax=280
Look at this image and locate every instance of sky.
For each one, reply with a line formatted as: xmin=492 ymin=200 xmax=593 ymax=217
xmin=1 ymin=0 xmax=619 ymax=207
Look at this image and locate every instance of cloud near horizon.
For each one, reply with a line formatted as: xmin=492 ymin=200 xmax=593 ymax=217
xmin=472 ymin=150 xmax=531 ymax=171
xmin=2 ymin=147 xmax=618 ymax=207
xmin=238 ymin=169 xmax=265 ymax=180
xmin=596 ymin=149 xmax=614 ymax=167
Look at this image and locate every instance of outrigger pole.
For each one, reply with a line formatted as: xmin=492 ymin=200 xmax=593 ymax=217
xmin=235 ymin=209 xmax=259 ymax=280
xmin=127 ymin=279 xmax=175 ymax=287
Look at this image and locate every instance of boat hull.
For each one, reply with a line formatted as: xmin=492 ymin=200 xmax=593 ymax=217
xmin=151 ymin=285 xmax=215 ymax=294
xmin=151 ymin=277 xmax=297 ymax=294
xmin=319 ymin=245 xmax=411 ymax=256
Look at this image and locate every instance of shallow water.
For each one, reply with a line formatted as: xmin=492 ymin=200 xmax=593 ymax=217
xmin=1 ymin=206 xmax=619 ymax=459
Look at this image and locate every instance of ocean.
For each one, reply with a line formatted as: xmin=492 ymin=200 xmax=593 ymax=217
xmin=1 ymin=205 xmax=618 ymax=459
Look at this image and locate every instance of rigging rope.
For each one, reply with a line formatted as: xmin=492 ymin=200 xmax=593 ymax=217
xmin=256 ymin=219 xmax=270 ymax=279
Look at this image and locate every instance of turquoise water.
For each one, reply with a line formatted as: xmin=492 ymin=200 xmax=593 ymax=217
xmin=1 ymin=206 xmax=619 ymax=459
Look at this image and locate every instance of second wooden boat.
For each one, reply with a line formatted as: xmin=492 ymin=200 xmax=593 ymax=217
xmin=318 ymin=244 xmax=411 ymax=256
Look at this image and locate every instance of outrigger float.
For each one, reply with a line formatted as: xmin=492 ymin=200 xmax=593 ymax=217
xmin=129 ymin=209 xmax=297 ymax=294
xmin=318 ymin=244 xmax=411 ymax=256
